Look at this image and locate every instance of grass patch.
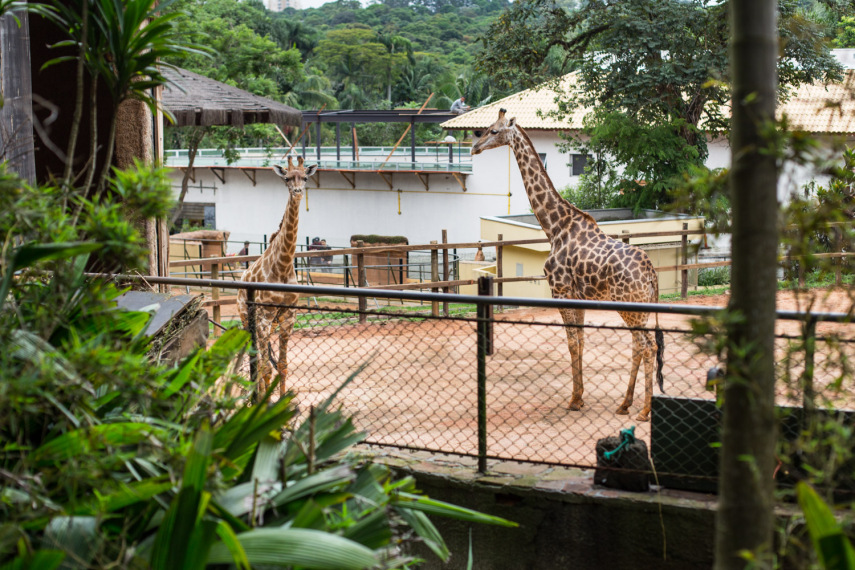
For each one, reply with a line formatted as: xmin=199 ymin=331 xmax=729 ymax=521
xmin=778 ymin=269 xmax=854 ymax=290
xmin=659 ymin=285 xmax=730 ymax=302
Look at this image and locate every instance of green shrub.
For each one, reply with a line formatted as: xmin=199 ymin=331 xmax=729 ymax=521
xmin=698 ymin=266 xmax=731 ymax=287
xmin=0 ymin=166 xmax=515 ymax=568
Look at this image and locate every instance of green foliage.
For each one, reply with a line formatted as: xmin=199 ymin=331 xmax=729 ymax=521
xmin=834 ymin=15 xmax=855 ymax=47
xmin=698 ymin=266 xmax=731 ymax=288
xmin=568 ymin=113 xmax=707 ymax=211
xmin=0 ymin=166 xmax=516 ymax=567
xmin=797 ymin=482 xmax=855 ymax=570
xmin=478 ymin=0 xmax=842 ymax=209
xmin=781 ymin=147 xmax=855 ymax=285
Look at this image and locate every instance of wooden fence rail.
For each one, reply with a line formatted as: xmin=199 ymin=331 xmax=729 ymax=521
xmin=169 ymin=226 xmax=852 ymax=329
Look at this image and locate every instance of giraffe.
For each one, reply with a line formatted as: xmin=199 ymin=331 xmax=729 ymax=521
xmin=471 ymin=109 xmax=664 ymax=421
xmin=237 ymin=156 xmax=317 ymax=396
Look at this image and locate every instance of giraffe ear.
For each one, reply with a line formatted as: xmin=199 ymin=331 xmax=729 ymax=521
xmin=272 ymin=164 xmax=287 ymax=178
xmin=304 ymin=164 xmax=318 ymax=177
xmin=507 ymin=117 xmax=516 ymax=128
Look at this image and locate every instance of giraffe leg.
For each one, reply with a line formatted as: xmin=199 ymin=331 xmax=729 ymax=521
xmin=636 ymin=331 xmax=656 ymax=422
xmin=617 ymin=331 xmax=643 ymax=416
xmin=276 ymin=308 xmax=296 ymax=397
xmin=256 ymin=316 xmax=274 ymax=397
xmin=560 ymin=308 xmax=585 ymax=411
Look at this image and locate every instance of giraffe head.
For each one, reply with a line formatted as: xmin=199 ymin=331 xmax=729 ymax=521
xmin=272 ymin=156 xmax=318 ymax=197
xmin=471 ymin=108 xmax=516 ymax=156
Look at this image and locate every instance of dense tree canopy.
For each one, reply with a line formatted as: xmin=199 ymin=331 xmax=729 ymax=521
xmin=477 ymin=0 xmax=843 ymax=210
xmin=162 ymin=0 xmax=510 ymax=150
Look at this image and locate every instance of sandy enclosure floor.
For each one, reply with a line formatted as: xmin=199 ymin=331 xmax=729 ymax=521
xmin=212 ymin=287 xmax=855 ymax=469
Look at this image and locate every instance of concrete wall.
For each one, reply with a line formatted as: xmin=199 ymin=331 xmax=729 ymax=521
xmin=400 ymin=470 xmax=718 ymax=570
xmin=478 ymin=214 xmax=704 ymax=297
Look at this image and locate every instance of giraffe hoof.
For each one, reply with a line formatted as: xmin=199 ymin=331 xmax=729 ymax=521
xmin=568 ymin=399 xmax=584 ymax=411
xmin=635 ymin=412 xmax=650 ymax=422
xmin=616 ymin=406 xmax=629 ymax=416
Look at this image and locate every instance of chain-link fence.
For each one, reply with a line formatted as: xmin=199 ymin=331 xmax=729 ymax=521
xmin=132 ymin=276 xmax=855 ymax=494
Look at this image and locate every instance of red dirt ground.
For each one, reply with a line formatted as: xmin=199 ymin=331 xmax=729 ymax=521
xmin=205 ymin=287 xmax=855 ymax=468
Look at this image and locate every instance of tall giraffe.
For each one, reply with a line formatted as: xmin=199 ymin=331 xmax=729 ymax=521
xmin=472 ymin=109 xmax=664 ymax=421
xmin=237 ymin=156 xmax=317 ymax=396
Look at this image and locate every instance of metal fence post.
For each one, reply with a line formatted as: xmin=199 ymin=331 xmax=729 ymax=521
xmin=802 ymin=315 xmax=817 ymax=423
xmin=356 ymin=241 xmax=366 ymax=324
xmin=211 ymin=261 xmax=221 ymax=336
xmin=247 ymin=288 xmax=259 ymax=399
xmin=430 ymin=240 xmax=439 ymax=317
xmin=476 ymin=275 xmax=493 ymax=473
xmin=442 ymin=229 xmax=450 ymax=316
xmin=496 ymin=233 xmax=504 ymax=313
xmin=681 ymin=222 xmax=689 ymax=300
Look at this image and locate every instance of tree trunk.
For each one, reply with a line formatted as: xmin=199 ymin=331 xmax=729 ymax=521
xmin=170 ymin=127 xmax=205 ymax=229
xmin=714 ymin=1 xmax=779 ymax=569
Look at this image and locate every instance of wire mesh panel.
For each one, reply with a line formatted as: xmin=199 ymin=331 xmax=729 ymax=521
xmin=231 ymin=284 xmax=854 ymax=492
xmin=252 ymin=303 xmax=481 ymax=455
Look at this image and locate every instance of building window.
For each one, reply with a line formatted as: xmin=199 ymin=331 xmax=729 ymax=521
xmin=172 ymin=202 xmax=216 ymax=231
xmin=571 ymin=153 xmax=591 ymax=176
xmin=516 ymin=262 xmax=524 ymax=277
xmin=538 ymin=153 xmax=547 ymax=170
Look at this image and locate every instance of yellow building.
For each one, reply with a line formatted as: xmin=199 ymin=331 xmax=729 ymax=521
xmin=460 ymin=209 xmax=705 ymax=298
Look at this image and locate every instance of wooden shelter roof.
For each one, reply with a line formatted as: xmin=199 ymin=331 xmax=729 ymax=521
xmin=161 ymin=67 xmax=302 ymax=128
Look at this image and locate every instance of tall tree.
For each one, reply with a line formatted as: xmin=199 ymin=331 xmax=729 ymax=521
xmin=477 ymin=0 xmax=841 ymax=209
xmin=715 ymin=0 xmax=779 ymax=567
xmin=378 ymin=32 xmax=414 ymax=103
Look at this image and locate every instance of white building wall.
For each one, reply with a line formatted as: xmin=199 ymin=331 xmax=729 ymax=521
xmin=170 ymin=130 xmax=843 ymax=252
xmin=169 ymin=132 xmax=587 ymax=251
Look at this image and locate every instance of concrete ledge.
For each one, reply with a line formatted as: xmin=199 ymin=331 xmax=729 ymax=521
xmin=359 ymin=448 xmax=799 ymax=570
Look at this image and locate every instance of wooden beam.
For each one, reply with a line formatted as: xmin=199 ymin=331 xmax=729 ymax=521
xmin=451 ymin=172 xmax=467 ymax=192
xmin=378 ymin=171 xmax=393 ymax=190
xmin=377 ymin=93 xmax=434 ymax=171
xmin=240 ymin=168 xmax=257 ymax=186
xmin=340 ymin=171 xmax=355 ymax=188
xmin=180 ymin=167 xmax=195 ymax=183
xmin=211 ymin=167 xmax=226 ymax=184
xmin=416 ymin=172 xmax=429 ymax=191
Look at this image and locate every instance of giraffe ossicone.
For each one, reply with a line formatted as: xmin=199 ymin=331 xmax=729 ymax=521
xmin=472 ymin=109 xmax=665 ymax=421
xmin=237 ymin=155 xmax=318 ymax=397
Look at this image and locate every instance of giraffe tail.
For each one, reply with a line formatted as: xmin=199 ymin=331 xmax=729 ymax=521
xmin=655 ymin=314 xmax=665 ymax=393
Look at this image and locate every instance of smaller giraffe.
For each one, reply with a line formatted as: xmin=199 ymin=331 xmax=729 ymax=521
xmin=237 ymin=156 xmax=317 ymax=396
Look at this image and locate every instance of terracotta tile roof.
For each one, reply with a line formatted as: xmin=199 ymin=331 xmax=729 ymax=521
xmin=442 ymin=70 xmax=855 ymax=135
xmin=779 ymin=70 xmax=855 ymax=134
xmin=441 ymin=74 xmax=586 ymax=131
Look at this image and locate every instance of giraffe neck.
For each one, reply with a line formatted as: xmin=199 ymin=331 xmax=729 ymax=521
xmin=262 ymin=193 xmax=301 ymax=282
xmin=509 ymin=127 xmax=598 ymax=241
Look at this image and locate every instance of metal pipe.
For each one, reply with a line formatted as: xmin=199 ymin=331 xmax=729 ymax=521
xmin=93 ymin=274 xmax=855 ymax=323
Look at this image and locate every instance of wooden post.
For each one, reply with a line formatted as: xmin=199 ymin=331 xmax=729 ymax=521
xmin=496 ymin=234 xmax=504 ymax=312
xmin=430 ymin=240 xmax=439 ymax=317
xmin=622 ymin=230 xmax=630 ymax=244
xmin=356 ymin=240 xmax=366 ymax=323
xmin=211 ymin=261 xmax=221 ymax=336
xmin=681 ymin=222 xmax=689 ymax=300
xmin=442 ymin=230 xmax=450 ymax=316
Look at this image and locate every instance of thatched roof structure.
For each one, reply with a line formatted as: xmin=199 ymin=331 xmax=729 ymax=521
xmin=161 ymin=67 xmax=302 ymax=128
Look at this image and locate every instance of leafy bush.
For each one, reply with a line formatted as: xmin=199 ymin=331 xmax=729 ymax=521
xmin=698 ymin=266 xmax=731 ymax=287
xmin=0 ymin=167 xmax=515 ymax=568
